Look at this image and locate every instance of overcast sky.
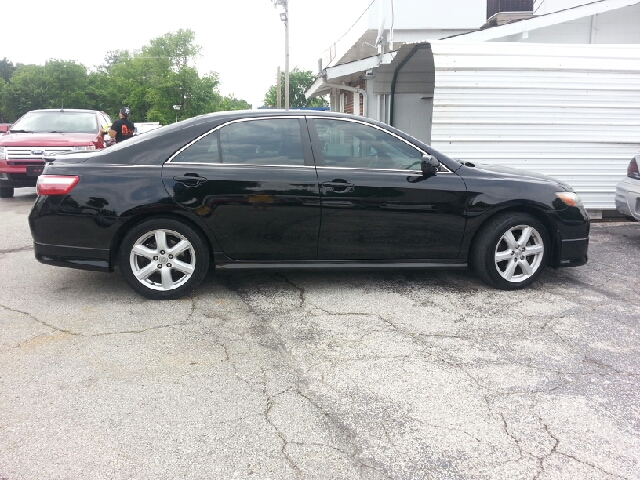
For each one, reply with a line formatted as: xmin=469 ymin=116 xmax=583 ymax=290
xmin=2 ymin=0 xmax=369 ymax=108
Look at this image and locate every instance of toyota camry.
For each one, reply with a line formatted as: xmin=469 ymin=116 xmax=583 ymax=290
xmin=29 ymin=110 xmax=589 ymax=300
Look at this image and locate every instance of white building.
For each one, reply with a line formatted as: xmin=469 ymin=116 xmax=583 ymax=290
xmin=307 ymin=0 xmax=640 ymax=214
xmin=320 ymin=0 xmax=486 ymax=72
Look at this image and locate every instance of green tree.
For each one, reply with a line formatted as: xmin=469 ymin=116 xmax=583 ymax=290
xmin=263 ymin=67 xmax=328 ymax=108
xmin=216 ymin=94 xmax=252 ymax=111
xmin=0 ymin=58 xmax=16 ymax=83
xmin=44 ymin=60 xmax=89 ymax=109
xmin=0 ymin=79 xmax=6 ymax=122
xmin=1 ymin=60 xmax=89 ymax=120
xmin=0 ymin=29 xmax=252 ymax=124
xmin=96 ymin=29 xmax=234 ymax=123
xmin=1 ymin=65 xmax=49 ymax=119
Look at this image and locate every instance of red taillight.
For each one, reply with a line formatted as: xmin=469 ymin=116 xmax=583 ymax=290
xmin=628 ymin=158 xmax=639 ymax=179
xmin=36 ymin=175 xmax=79 ymax=196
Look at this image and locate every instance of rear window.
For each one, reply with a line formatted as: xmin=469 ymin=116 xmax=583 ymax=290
xmin=11 ymin=111 xmax=98 ymax=134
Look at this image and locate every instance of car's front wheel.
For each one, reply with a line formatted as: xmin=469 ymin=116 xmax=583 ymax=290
xmin=471 ymin=212 xmax=549 ymax=290
xmin=0 ymin=186 xmax=14 ymax=198
xmin=119 ymin=218 xmax=210 ymax=300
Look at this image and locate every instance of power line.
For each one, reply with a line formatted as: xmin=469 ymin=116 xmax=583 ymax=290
xmin=323 ymin=0 xmax=377 ymax=53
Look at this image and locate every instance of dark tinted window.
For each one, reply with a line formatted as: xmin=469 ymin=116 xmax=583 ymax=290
xmin=314 ymin=119 xmax=422 ymax=170
xmin=171 ymin=131 xmax=220 ymax=164
xmin=220 ymin=118 xmax=305 ymax=166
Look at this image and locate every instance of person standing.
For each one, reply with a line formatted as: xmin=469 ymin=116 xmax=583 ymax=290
xmin=109 ymin=107 xmax=135 ymax=143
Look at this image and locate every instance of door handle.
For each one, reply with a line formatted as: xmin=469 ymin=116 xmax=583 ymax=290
xmin=173 ymin=174 xmax=207 ymax=186
xmin=322 ymin=181 xmax=355 ymax=193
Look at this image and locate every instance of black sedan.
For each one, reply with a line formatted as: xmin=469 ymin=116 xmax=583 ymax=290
xmin=29 ymin=111 xmax=589 ymax=300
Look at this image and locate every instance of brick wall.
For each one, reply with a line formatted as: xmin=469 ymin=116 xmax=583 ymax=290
xmin=341 ymin=81 xmax=366 ymax=115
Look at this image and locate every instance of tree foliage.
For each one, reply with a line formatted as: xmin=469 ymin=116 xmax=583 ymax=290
xmin=0 ymin=58 xmax=16 ymax=83
xmin=0 ymin=30 xmax=252 ymax=123
xmin=263 ymin=67 xmax=328 ymax=108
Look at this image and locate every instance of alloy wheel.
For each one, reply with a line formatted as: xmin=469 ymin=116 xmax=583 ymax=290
xmin=129 ymin=228 xmax=196 ymax=291
xmin=494 ymin=224 xmax=545 ymax=283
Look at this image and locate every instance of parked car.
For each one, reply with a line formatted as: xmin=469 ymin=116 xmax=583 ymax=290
xmin=615 ymin=155 xmax=640 ymax=221
xmin=29 ymin=111 xmax=590 ymax=300
xmin=0 ymin=109 xmax=112 ymax=198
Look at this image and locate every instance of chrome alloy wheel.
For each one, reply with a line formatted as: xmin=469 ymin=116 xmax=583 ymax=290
xmin=494 ymin=224 xmax=545 ymax=283
xmin=129 ymin=229 xmax=196 ymax=291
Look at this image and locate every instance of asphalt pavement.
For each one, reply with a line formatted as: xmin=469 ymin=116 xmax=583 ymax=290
xmin=1 ymin=188 xmax=639 ymax=480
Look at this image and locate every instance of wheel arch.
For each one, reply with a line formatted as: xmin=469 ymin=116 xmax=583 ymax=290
xmin=466 ymin=204 xmax=560 ymax=267
xmin=110 ymin=210 xmax=219 ymax=269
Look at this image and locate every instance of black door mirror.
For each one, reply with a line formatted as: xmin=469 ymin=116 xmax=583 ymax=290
xmin=421 ymin=154 xmax=439 ymax=175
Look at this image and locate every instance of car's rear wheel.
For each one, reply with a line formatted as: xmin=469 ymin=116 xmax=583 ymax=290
xmin=119 ymin=218 xmax=210 ymax=300
xmin=471 ymin=212 xmax=549 ymax=290
xmin=0 ymin=187 xmax=14 ymax=198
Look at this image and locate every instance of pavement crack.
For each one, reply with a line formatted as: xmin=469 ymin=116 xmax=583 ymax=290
xmin=583 ymin=354 xmax=639 ymax=377
xmin=532 ymin=422 xmax=559 ymax=480
xmin=263 ymin=383 xmax=301 ymax=476
xmin=556 ymin=451 xmax=630 ymax=479
xmin=0 ymin=303 xmax=78 ymax=336
xmin=499 ymin=413 xmax=524 ymax=459
xmin=89 ymin=323 xmax=189 ymax=336
xmin=275 ymin=273 xmax=305 ymax=308
xmin=0 ymin=245 xmax=33 ymax=255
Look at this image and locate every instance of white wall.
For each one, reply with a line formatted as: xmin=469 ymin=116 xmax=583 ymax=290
xmin=393 ymin=95 xmax=433 ymax=144
xmin=429 ymin=42 xmax=640 ymax=211
xmin=495 ymin=4 xmax=640 ymax=43
xmin=367 ymin=0 xmax=485 ymax=30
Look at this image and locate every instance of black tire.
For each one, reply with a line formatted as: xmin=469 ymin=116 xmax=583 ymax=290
xmin=119 ymin=218 xmax=210 ymax=300
xmin=471 ymin=212 xmax=549 ymax=290
xmin=0 ymin=186 xmax=14 ymax=198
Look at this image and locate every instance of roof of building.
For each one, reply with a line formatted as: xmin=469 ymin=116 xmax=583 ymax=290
xmin=443 ymin=0 xmax=640 ymax=43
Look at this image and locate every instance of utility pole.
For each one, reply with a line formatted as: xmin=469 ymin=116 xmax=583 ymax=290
xmin=273 ymin=0 xmax=289 ymax=110
xmin=284 ymin=0 xmax=289 ymax=111
xmin=277 ymin=66 xmax=281 ymax=109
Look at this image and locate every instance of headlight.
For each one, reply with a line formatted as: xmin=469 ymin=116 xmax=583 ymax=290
xmin=555 ymin=192 xmax=584 ymax=208
xmin=0 ymin=146 xmax=5 ymax=160
xmin=72 ymin=145 xmax=97 ymax=151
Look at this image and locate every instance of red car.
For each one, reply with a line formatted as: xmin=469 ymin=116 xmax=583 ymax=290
xmin=0 ymin=109 xmax=112 ymax=198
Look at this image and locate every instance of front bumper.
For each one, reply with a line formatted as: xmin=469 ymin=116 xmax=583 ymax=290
xmin=0 ymin=160 xmax=43 ymax=187
xmin=557 ymin=237 xmax=589 ymax=267
xmin=549 ymin=205 xmax=590 ymax=269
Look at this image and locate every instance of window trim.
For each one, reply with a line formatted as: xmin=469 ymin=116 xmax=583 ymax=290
xmin=166 ymin=116 xmax=312 ymax=167
xmin=307 ymin=116 xmax=452 ymax=174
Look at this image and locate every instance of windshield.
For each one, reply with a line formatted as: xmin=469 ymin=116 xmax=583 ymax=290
xmin=10 ymin=111 xmax=98 ymax=134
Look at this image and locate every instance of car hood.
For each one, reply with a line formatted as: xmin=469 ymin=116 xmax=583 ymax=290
xmin=463 ymin=162 xmax=574 ymax=191
xmin=0 ymin=132 xmax=97 ymax=146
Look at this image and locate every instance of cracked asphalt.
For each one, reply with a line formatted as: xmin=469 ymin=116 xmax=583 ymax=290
xmin=1 ymin=188 xmax=639 ymax=480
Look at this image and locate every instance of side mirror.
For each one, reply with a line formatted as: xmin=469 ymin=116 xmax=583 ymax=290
xmin=0 ymin=125 xmax=10 ymax=133
xmin=421 ymin=154 xmax=439 ymax=175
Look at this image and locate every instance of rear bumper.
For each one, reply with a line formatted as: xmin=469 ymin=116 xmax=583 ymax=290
xmin=34 ymin=242 xmax=111 ymax=272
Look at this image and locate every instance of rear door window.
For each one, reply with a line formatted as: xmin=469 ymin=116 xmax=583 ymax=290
xmin=220 ymin=118 xmax=305 ymax=166
xmin=170 ymin=118 xmax=307 ymax=166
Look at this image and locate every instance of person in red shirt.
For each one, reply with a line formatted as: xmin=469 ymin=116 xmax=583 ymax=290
xmin=109 ymin=107 xmax=135 ymax=143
